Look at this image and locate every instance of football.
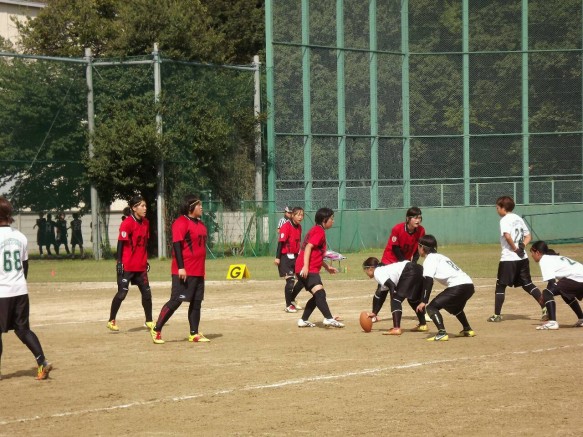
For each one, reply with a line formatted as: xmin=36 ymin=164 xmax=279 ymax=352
xmin=359 ymin=311 xmax=373 ymax=333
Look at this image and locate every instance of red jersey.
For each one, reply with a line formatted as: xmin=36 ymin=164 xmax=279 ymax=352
xmin=118 ymin=215 xmax=149 ymax=271
xmin=381 ymin=222 xmax=425 ymax=264
xmin=295 ymin=225 xmax=327 ymax=274
xmin=171 ymin=215 xmax=207 ymax=276
xmin=278 ymin=221 xmax=302 ymax=255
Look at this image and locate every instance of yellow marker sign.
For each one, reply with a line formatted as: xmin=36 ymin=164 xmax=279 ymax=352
xmin=226 ymin=264 xmax=251 ymax=279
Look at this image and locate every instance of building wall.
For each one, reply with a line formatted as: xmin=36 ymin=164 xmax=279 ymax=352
xmin=0 ymin=1 xmax=44 ymax=47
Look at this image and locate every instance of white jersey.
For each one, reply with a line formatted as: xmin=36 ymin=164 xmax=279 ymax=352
xmin=0 ymin=226 xmax=29 ymax=298
xmin=499 ymin=213 xmax=530 ymax=261
xmin=422 ymin=252 xmax=472 ymax=288
xmin=539 ymin=254 xmax=583 ymax=283
xmin=373 ymin=260 xmax=409 ymax=289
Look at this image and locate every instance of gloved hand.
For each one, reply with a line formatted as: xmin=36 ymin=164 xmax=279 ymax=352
xmin=514 ymin=242 xmax=525 ymax=258
xmin=116 ymin=262 xmax=124 ymax=276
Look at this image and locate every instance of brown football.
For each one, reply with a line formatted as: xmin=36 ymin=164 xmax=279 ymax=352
xmin=359 ymin=311 xmax=373 ymax=333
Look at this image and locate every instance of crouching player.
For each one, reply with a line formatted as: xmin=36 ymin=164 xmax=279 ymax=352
xmin=529 ymin=241 xmax=583 ymax=330
xmin=416 ymin=235 xmax=475 ymax=341
xmin=362 ymin=257 xmax=426 ymax=335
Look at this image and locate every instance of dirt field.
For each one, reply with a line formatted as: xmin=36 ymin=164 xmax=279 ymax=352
xmin=1 ymin=278 xmax=582 ymax=436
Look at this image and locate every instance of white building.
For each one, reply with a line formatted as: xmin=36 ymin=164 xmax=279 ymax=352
xmin=0 ymin=1 xmax=44 ymax=48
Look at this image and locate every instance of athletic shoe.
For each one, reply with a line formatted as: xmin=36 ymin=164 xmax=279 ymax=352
xmin=427 ymin=331 xmax=449 ymax=341
xmin=144 ymin=321 xmax=155 ymax=330
xmin=383 ymin=327 xmax=402 ymax=336
xmin=574 ymin=319 xmax=583 ymax=327
xmin=36 ymin=362 xmax=53 ymax=380
xmin=188 ymin=333 xmax=211 ymax=343
xmin=150 ymin=327 xmax=165 ymax=344
xmin=536 ymin=321 xmax=559 ymax=330
xmin=107 ymin=320 xmax=120 ymax=332
xmin=323 ymin=318 xmax=345 ymax=328
xmin=371 ymin=316 xmax=379 ymax=323
xmin=541 ymin=307 xmax=549 ymax=321
xmin=458 ymin=329 xmax=476 ymax=337
xmin=285 ymin=305 xmax=297 ymax=313
xmin=424 ymin=313 xmax=432 ymax=323
xmin=292 ymin=300 xmax=303 ymax=310
xmin=297 ymin=319 xmax=316 ymax=328
xmin=411 ymin=324 xmax=428 ymax=332
xmin=487 ymin=314 xmax=503 ymax=322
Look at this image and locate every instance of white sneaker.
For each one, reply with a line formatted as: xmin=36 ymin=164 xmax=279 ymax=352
xmin=292 ymin=300 xmax=302 ymax=310
xmin=323 ymin=318 xmax=344 ymax=328
xmin=297 ymin=319 xmax=316 ymax=328
xmin=536 ymin=321 xmax=559 ymax=330
xmin=285 ymin=305 xmax=297 ymax=313
xmin=574 ymin=319 xmax=583 ymax=327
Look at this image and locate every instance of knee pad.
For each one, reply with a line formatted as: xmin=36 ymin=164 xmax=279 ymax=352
xmin=426 ymin=302 xmax=438 ymax=317
xmin=375 ymin=287 xmax=389 ymax=301
xmin=140 ymin=286 xmax=152 ymax=301
xmin=115 ymin=289 xmax=129 ymax=301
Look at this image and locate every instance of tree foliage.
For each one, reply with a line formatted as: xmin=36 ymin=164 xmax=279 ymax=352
xmin=2 ymin=0 xmax=265 ymax=254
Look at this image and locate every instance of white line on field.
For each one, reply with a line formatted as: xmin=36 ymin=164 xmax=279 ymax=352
xmin=1 ymin=342 xmax=581 ymax=426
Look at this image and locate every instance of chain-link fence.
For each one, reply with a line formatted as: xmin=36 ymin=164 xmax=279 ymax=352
xmin=266 ymin=0 xmax=583 ymax=211
xmin=0 ymin=50 xmax=265 ymax=256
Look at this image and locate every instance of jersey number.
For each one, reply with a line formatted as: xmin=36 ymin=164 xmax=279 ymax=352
xmin=3 ymin=251 xmax=22 ymax=272
xmin=513 ymin=229 xmax=524 ymax=245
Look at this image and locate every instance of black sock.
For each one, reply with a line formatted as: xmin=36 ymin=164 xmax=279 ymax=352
xmin=494 ymin=283 xmax=506 ymax=314
xmin=314 ymin=290 xmax=333 ymax=319
xmin=301 ymin=296 xmax=317 ymax=320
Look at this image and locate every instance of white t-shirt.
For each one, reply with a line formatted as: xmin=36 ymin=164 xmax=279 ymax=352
xmin=499 ymin=213 xmax=530 ymax=261
xmin=422 ymin=252 xmax=473 ymax=288
xmin=373 ymin=260 xmax=409 ymax=289
xmin=539 ymin=254 xmax=583 ymax=283
xmin=0 ymin=226 xmax=29 ymax=298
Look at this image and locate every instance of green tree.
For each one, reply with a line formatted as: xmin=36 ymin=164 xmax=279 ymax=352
xmin=7 ymin=0 xmax=266 ymax=255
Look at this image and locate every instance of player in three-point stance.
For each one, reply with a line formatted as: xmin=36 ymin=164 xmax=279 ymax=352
xmin=529 ymin=241 xmax=583 ymax=330
xmin=416 ymin=235 xmax=475 ymax=341
xmin=369 ymin=207 xmax=426 ymax=325
xmin=150 ymin=194 xmax=210 ymax=344
xmin=274 ymin=207 xmax=304 ymax=313
xmin=488 ymin=196 xmax=548 ymax=323
xmin=362 ymin=257 xmax=426 ymax=335
xmin=0 ymin=197 xmax=52 ymax=380
xmin=107 ymin=195 xmax=153 ymax=332
xmin=295 ymin=208 xmax=344 ymax=328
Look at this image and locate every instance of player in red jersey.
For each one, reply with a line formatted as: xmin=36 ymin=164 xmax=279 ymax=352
xmin=369 ymin=207 xmax=426 ymax=324
xmin=274 ymin=207 xmax=304 ymax=313
xmin=150 ymin=194 xmax=209 ymax=344
xmin=294 ymin=208 xmax=344 ymax=328
xmin=107 ymin=195 xmax=153 ymax=332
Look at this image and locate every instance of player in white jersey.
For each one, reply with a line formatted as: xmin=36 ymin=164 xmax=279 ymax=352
xmin=362 ymin=257 xmax=426 ymax=335
xmin=488 ymin=196 xmax=547 ymax=323
xmin=0 ymin=197 xmax=52 ymax=380
xmin=415 ymin=235 xmax=475 ymax=341
xmin=529 ymin=240 xmax=583 ymax=330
